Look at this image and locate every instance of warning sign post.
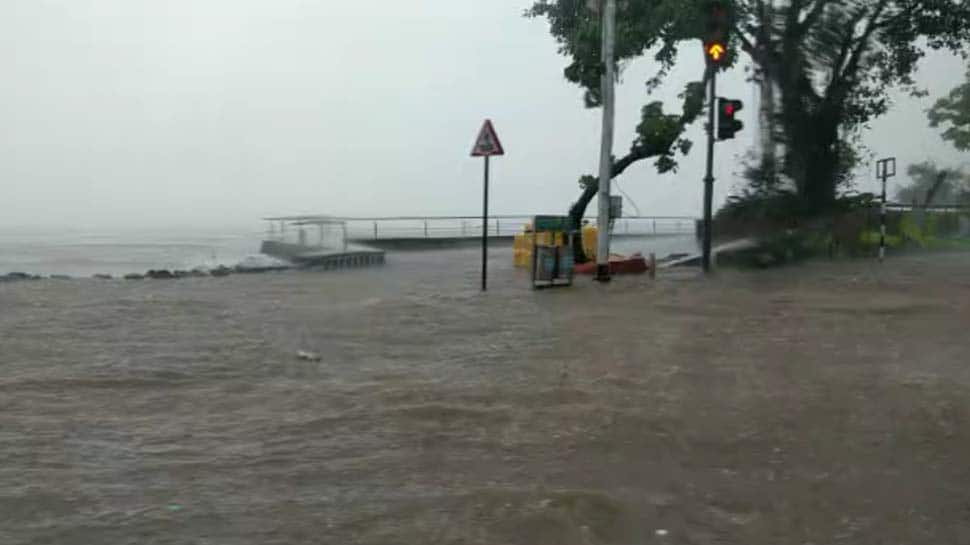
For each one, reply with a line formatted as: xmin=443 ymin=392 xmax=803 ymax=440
xmin=470 ymin=119 xmax=504 ymax=291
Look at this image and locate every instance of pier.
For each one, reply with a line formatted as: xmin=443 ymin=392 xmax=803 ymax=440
xmin=263 ymin=215 xmax=699 ymax=251
xmin=260 ymin=216 xmax=386 ymax=268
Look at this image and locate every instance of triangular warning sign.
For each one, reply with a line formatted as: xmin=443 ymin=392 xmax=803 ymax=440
xmin=470 ymin=119 xmax=505 ymax=157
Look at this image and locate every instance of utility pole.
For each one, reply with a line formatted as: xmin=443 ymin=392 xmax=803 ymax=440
xmin=595 ymin=0 xmax=616 ymax=282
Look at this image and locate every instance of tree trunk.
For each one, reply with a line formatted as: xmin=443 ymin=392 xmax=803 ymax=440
xmin=566 ymin=148 xmax=653 ymax=262
xmin=919 ymin=171 xmax=952 ymax=231
xmin=924 ymin=171 xmax=951 ymax=207
xmin=568 ymin=182 xmax=599 ymax=263
xmin=802 ymin=112 xmax=841 ymax=211
xmin=779 ymin=87 xmax=841 ymax=213
xmin=757 ymin=1 xmax=777 ymax=185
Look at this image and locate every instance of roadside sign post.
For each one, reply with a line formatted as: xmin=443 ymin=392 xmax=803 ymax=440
xmin=876 ymin=157 xmax=897 ymax=262
xmin=470 ymin=119 xmax=505 ymax=291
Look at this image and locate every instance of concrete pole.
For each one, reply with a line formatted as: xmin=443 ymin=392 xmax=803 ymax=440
xmin=595 ymin=0 xmax=616 ymax=282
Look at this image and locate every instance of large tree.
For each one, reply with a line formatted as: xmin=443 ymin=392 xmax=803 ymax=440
xmin=896 ymin=161 xmax=968 ymax=205
xmin=530 ymin=0 xmax=970 ymax=221
xmin=746 ymin=0 xmax=970 ymax=209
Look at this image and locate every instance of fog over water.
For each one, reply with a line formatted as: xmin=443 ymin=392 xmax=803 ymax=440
xmin=1 ymin=1 xmax=965 ymax=234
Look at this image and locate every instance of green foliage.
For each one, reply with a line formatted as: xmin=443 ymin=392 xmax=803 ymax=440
xmin=526 ymin=0 xmax=727 ymax=105
xmin=716 ymin=189 xmax=810 ymax=227
xmin=568 ymin=78 xmax=705 ymax=225
xmin=899 ymin=213 xmax=930 ymax=247
xmin=632 ymin=84 xmax=702 ymax=174
xmin=859 ymin=230 xmax=904 ymax=247
xmin=532 ymin=0 xmax=970 ymax=213
xmin=929 ymin=68 xmax=970 ymax=151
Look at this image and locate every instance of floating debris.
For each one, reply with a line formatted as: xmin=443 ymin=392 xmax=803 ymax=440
xmin=1 ymin=272 xmax=39 ymax=282
xmin=210 ymin=265 xmax=233 ymax=277
xmin=146 ymin=270 xmax=175 ymax=279
xmin=296 ymin=350 xmax=322 ymax=362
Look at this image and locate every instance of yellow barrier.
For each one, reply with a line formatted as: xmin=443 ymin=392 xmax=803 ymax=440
xmin=582 ymin=224 xmax=598 ymax=262
xmin=513 ymin=226 xmax=568 ymax=268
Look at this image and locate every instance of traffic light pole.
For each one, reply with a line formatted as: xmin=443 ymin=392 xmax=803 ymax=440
xmin=702 ymin=68 xmax=716 ymax=273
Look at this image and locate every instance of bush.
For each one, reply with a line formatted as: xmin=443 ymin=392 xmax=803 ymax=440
xmin=713 ymin=191 xmax=970 ymax=268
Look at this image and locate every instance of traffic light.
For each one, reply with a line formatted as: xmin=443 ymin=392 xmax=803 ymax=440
xmin=706 ymin=42 xmax=726 ymax=63
xmin=717 ymin=98 xmax=743 ymax=140
xmin=704 ymin=1 xmax=729 ymax=65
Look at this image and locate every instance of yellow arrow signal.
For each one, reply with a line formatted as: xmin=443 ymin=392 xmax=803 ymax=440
xmin=707 ymin=42 xmax=726 ymax=62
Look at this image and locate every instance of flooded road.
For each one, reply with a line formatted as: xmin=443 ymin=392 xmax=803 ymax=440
xmin=3 ymin=248 xmax=970 ymax=544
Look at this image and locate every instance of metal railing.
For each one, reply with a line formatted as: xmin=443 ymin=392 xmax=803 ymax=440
xmin=332 ymin=215 xmax=698 ymax=240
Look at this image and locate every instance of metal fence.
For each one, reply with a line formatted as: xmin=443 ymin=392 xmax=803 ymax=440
xmin=332 ymin=215 xmax=698 ymax=241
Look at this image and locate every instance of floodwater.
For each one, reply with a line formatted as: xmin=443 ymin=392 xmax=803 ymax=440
xmin=3 ymin=247 xmax=970 ymax=544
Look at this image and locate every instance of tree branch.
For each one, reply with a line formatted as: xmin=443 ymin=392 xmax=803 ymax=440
xmin=832 ymin=0 xmax=890 ymax=96
xmin=735 ymin=27 xmax=759 ymax=60
xmin=826 ymin=8 xmax=871 ymax=95
xmin=611 ymin=148 xmax=649 ymax=178
xmin=873 ymin=1 xmax=924 ymax=33
xmin=798 ymin=0 xmax=834 ymax=35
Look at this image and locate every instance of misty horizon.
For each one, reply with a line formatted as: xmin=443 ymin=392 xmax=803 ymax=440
xmin=2 ymin=1 xmax=966 ymax=232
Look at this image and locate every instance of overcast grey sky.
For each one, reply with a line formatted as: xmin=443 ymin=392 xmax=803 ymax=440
xmin=1 ymin=1 xmax=965 ymax=231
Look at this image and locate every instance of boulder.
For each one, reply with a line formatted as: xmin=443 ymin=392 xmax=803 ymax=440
xmin=146 ymin=269 xmax=175 ymax=279
xmin=210 ymin=266 xmax=232 ymax=277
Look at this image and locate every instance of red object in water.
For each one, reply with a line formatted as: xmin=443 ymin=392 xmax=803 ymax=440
xmin=575 ymin=254 xmax=649 ymax=275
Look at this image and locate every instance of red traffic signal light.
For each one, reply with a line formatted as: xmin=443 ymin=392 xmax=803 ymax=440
xmin=717 ymin=98 xmax=743 ymax=140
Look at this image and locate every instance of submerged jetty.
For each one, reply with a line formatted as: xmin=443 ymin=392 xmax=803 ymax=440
xmin=260 ymin=216 xmax=386 ymax=269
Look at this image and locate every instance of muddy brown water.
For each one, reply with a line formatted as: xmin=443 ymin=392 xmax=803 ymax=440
xmin=2 ymin=248 xmax=970 ymax=544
